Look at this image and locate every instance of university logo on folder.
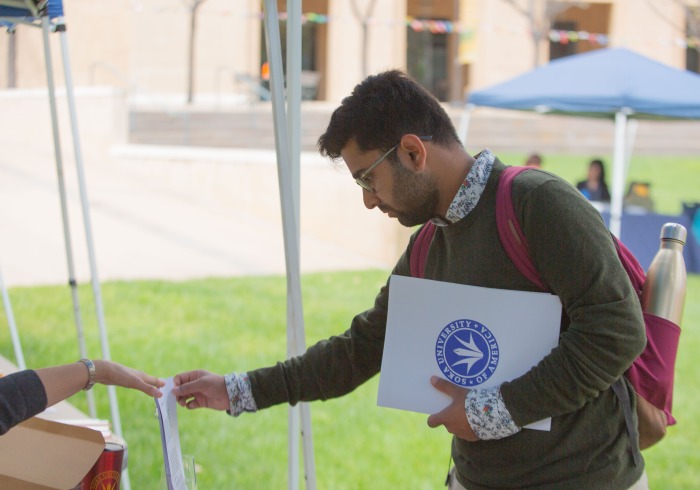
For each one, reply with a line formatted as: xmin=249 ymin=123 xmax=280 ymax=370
xmin=378 ymin=275 xmax=562 ymax=431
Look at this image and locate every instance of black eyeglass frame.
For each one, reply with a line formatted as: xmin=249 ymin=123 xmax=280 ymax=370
xmin=355 ymin=135 xmax=434 ymax=193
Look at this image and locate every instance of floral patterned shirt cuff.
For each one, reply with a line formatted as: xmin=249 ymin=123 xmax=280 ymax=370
xmin=465 ymin=385 xmax=521 ymax=440
xmin=224 ymin=372 xmax=258 ymax=417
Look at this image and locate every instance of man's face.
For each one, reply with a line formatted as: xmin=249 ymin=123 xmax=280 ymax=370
xmin=342 ymin=139 xmax=439 ymax=227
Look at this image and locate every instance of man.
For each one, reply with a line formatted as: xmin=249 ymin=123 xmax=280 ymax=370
xmin=173 ymin=70 xmax=646 ymax=489
xmin=524 ymin=153 xmax=543 ymax=168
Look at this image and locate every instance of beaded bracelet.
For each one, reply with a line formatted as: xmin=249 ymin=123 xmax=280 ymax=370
xmin=79 ymin=358 xmax=96 ymax=391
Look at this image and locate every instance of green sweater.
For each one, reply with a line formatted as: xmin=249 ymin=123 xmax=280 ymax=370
xmin=249 ymin=160 xmax=646 ymax=489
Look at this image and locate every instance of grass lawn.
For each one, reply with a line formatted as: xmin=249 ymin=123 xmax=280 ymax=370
xmin=1 ymin=270 xmax=699 ymax=488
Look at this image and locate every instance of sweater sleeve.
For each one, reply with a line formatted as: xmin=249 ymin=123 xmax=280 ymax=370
xmin=0 ymin=370 xmax=48 ymax=435
xmin=500 ymin=175 xmax=646 ymax=427
xmin=248 ymin=276 xmax=394 ymax=409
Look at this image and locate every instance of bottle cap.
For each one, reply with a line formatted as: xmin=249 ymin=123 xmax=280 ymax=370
xmin=660 ymin=223 xmax=687 ymax=244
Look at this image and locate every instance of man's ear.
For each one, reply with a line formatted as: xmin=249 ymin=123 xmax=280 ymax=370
xmin=399 ymin=134 xmax=428 ymax=171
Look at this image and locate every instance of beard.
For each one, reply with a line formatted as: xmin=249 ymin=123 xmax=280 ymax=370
xmin=387 ymin=161 xmax=440 ymax=227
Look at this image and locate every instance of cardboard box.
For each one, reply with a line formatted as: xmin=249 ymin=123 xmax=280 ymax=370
xmin=0 ymin=417 xmax=105 ymax=489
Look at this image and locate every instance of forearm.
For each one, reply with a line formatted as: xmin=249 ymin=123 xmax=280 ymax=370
xmin=0 ymin=370 xmax=47 ymax=434
xmin=250 ymin=328 xmax=383 ymax=408
xmin=251 ymin=302 xmax=388 ymax=409
xmin=34 ymin=361 xmax=92 ymax=408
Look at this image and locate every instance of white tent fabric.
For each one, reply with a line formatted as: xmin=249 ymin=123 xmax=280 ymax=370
xmin=463 ymin=48 xmax=700 ymax=236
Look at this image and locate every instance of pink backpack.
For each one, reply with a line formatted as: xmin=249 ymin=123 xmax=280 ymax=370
xmin=409 ymin=166 xmax=679 ymax=458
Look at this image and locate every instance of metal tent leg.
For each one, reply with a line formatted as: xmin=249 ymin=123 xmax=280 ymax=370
xmin=40 ymin=15 xmax=96 ymax=418
xmin=262 ymin=1 xmax=317 ymax=488
xmin=0 ymin=265 xmax=25 ymax=370
xmin=54 ymin=19 xmax=130 ymax=490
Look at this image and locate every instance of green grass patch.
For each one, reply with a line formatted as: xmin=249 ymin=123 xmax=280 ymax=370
xmin=2 ymin=271 xmax=698 ymax=488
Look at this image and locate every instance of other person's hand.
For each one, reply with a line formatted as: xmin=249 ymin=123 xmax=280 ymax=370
xmin=94 ymin=360 xmax=164 ymax=398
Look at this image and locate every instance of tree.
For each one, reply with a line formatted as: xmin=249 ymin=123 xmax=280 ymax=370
xmin=349 ymin=0 xmax=379 ymax=79
xmin=184 ymin=0 xmax=208 ymax=104
xmin=501 ymin=0 xmax=586 ymax=68
xmin=648 ymin=0 xmax=700 ymax=71
xmin=686 ymin=3 xmax=700 ymax=71
xmin=7 ymin=28 xmax=17 ymax=89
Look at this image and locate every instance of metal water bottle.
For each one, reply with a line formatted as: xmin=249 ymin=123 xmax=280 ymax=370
xmin=641 ymin=223 xmax=687 ymax=324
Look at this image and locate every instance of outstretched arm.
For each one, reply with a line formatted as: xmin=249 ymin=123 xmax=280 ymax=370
xmin=35 ymin=359 xmax=164 ymax=408
xmin=0 ymin=360 xmax=164 ymax=435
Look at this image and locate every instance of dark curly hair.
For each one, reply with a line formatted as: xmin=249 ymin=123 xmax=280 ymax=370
xmin=317 ymin=70 xmax=461 ymax=161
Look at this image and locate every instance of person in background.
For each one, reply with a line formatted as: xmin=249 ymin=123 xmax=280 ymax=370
xmin=172 ymin=70 xmax=646 ymax=489
xmin=576 ymin=158 xmax=611 ymax=202
xmin=523 ymin=153 xmax=543 ymax=168
xmin=0 ymin=359 xmax=163 ymax=435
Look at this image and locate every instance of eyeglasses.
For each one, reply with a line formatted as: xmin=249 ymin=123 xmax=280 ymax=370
xmin=355 ymin=144 xmax=399 ymax=193
xmin=354 ymin=135 xmax=433 ymax=193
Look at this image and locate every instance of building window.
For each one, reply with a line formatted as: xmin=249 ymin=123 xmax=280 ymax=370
xmin=407 ymin=24 xmax=449 ymax=101
xmin=261 ymin=21 xmax=319 ymax=99
xmin=687 ymin=7 xmax=700 ymax=74
xmin=550 ymin=21 xmax=578 ymax=61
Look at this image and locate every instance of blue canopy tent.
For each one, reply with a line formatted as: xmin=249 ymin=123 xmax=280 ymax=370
xmin=1 ymin=0 xmax=131 ymax=486
xmin=461 ymin=48 xmax=700 ymax=244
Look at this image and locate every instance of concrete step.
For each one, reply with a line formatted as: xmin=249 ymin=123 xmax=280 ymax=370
xmin=128 ymin=105 xmax=700 ymax=156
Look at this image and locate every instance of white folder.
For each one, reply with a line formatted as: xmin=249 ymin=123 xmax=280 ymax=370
xmin=378 ymin=275 xmax=562 ymax=431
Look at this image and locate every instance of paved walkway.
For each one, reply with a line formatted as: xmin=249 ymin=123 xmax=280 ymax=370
xmin=0 ymin=144 xmax=388 ymax=288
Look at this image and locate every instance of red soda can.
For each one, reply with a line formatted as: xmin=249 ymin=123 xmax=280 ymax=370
xmin=77 ymin=441 xmax=125 ymax=490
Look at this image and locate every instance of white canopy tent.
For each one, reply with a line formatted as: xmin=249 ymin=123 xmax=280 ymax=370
xmin=0 ymin=0 xmax=129 ymax=486
xmin=1 ymin=1 xmax=317 ymax=487
xmin=261 ymin=1 xmax=317 ymax=488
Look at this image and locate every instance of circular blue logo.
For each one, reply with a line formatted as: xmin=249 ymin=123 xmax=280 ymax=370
xmin=435 ymin=319 xmax=500 ymax=387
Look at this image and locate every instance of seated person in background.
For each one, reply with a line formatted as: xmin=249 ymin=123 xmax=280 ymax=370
xmin=0 ymin=359 xmax=163 ymax=435
xmin=624 ymin=182 xmax=655 ymax=213
xmin=576 ymin=159 xmax=611 ymax=202
xmin=523 ymin=153 xmax=543 ymax=168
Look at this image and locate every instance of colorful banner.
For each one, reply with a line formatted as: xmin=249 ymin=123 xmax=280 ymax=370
xmin=240 ymin=10 xmax=700 ymax=50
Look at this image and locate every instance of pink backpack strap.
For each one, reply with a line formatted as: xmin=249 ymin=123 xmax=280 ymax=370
xmin=410 ymin=222 xmax=436 ymax=278
xmin=411 ymin=166 xmax=546 ymax=287
xmin=612 ymin=238 xmax=646 ymax=293
xmin=496 ymin=166 xmax=548 ymax=291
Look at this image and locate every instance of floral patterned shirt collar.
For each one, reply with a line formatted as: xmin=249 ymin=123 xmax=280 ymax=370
xmin=430 ymin=149 xmax=496 ymax=227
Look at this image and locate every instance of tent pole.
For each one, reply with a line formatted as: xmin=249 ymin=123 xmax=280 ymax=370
xmin=286 ymin=3 xmax=301 ymax=489
xmin=55 ymin=18 xmax=129 ymax=489
xmin=40 ymin=14 xmax=97 ymax=418
xmin=0 ymin=264 xmax=26 ymax=370
xmin=610 ymin=110 xmax=629 ymax=238
xmin=287 ymin=0 xmax=301 ymax=209
xmin=262 ymin=2 xmax=316 ymax=489
xmin=286 ymin=2 xmax=317 ymax=489
xmin=624 ymin=119 xmax=638 ymax=177
xmin=458 ymin=103 xmax=474 ymax=148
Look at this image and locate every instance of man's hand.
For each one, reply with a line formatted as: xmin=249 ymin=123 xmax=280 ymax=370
xmin=426 ymin=376 xmax=479 ymax=441
xmin=172 ymin=370 xmax=229 ymax=411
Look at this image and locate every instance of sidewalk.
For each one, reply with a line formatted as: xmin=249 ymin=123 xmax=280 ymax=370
xmin=0 ymin=143 xmax=392 ymax=288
